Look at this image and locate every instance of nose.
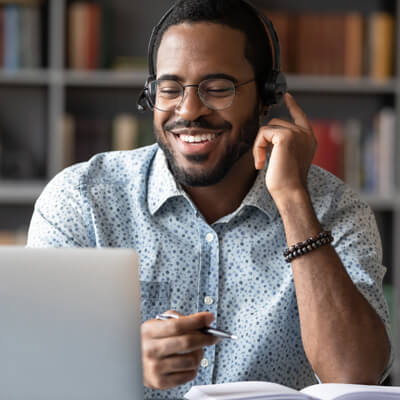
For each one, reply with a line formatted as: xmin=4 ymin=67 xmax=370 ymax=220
xmin=175 ymin=86 xmax=212 ymax=120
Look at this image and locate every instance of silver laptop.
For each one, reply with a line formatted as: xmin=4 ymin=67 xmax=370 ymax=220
xmin=0 ymin=247 xmax=143 ymax=400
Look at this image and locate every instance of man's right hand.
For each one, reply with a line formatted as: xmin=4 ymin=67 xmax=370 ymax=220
xmin=141 ymin=311 xmax=219 ymax=390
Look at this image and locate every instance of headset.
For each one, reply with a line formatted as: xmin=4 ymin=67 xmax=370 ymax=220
xmin=136 ymin=0 xmax=287 ymax=112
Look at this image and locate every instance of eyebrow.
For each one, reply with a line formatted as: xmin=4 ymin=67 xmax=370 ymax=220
xmin=157 ymin=73 xmax=239 ymax=83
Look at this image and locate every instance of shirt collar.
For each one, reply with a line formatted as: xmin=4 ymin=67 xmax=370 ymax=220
xmin=240 ymin=160 xmax=278 ymax=221
xmin=147 ymin=148 xmax=278 ymax=221
xmin=147 ymin=148 xmax=185 ymax=215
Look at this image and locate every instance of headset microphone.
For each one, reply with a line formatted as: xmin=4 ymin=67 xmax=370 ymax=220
xmin=137 ymin=0 xmax=287 ymax=113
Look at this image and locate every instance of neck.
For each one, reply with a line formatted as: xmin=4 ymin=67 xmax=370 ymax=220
xmin=183 ymin=151 xmax=258 ymax=224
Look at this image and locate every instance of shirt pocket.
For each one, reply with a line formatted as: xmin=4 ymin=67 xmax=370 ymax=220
xmin=140 ymin=281 xmax=171 ymax=323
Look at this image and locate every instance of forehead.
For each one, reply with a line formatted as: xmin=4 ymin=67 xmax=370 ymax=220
xmin=156 ymin=22 xmax=254 ymax=80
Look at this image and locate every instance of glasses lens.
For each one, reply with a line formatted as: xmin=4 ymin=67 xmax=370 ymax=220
xmin=199 ymin=79 xmax=235 ymax=110
xmin=152 ymin=80 xmax=183 ymax=111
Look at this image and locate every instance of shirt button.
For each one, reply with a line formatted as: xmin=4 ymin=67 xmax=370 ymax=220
xmin=205 ymin=233 xmax=214 ymax=243
xmin=204 ymin=296 xmax=214 ymax=305
xmin=200 ymin=358 xmax=209 ymax=368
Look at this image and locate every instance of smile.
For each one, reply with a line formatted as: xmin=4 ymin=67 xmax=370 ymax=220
xmin=179 ymin=133 xmax=220 ymax=143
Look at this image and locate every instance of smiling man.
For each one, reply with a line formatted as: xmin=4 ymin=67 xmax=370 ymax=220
xmin=28 ymin=0 xmax=392 ymax=399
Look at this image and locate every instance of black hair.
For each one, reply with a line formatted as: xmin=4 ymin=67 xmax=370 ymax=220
xmin=153 ymin=0 xmax=273 ymax=104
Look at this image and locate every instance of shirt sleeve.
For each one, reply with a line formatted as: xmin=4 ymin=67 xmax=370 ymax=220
xmin=27 ymin=164 xmax=94 ymax=248
xmin=320 ymin=182 xmax=394 ymax=381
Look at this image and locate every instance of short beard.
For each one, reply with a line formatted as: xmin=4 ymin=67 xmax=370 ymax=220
xmin=154 ymin=108 xmax=260 ymax=187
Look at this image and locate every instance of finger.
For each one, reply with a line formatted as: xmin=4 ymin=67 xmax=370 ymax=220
xmin=157 ymin=349 xmax=203 ymax=374
xmin=143 ymin=332 xmax=218 ymax=359
xmin=145 ymin=311 xmax=215 ymax=339
xmin=284 ymin=93 xmax=312 ymax=131
xmin=154 ymin=370 xmax=198 ymax=390
xmin=268 ymin=118 xmax=299 ymax=131
xmin=253 ymin=126 xmax=290 ymax=170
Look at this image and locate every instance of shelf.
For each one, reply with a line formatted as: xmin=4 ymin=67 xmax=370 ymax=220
xmin=361 ymin=193 xmax=400 ymax=210
xmin=0 ymin=181 xmax=46 ymax=204
xmin=0 ymin=69 xmax=50 ymax=86
xmin=64 ymin=69 xmax=148 ymax=88
xmin=2 ymin=68 xmax=395 ymax=94
xmin=287 ymin=75 xmax=397 ymax=94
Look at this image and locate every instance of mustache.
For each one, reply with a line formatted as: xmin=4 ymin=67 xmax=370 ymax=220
xmin=164 ymin=118 xmax=232 ymax=131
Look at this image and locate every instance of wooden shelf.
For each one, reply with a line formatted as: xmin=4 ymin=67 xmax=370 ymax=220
xmin=0 ymin=69 xmax=50 ymax=86
xmin=287 ymin=75 xmax=397 ymax=94
xmin=1 ymin=68 xmax=395 ymax=94
xmin=64 ymin=69 xmax=148 ymax=88
xmin=361 ymin=193 xmax=400 ymax=210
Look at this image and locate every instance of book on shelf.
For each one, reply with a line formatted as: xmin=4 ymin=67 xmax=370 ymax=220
xmin=0 ymin=7 xmax=3 ymax=67
xmin=112 ymin=114 xmax=139 ymax=151
xmin=0 ymin=126 xmax=39 ymax=179
xmin=0 ymin=2 xmax=41 ymax=70
xmin=309 ymin=108 xmax=395 ymax=196
xmin=61 ymin=114 xmax=76 ymax=168
xmin=0 ymin=229 xmax=27 ymax=246
xmin=184 ymin=381 xmax=400 ymax=400
xmin=311 ymin=120 xmax=345 ymax=180
xmin=368 ymin=12 xmax=395 ymax=80
xmin=345 ymin=13 xmax=364 ymax=78
xmin=68 ymin=2 xmax=110 ymax=70
xmin=73 ymin=118 xmax=110 ymax=164
xmin=3 ymin=4 xmax=18 ymax=70
xmin=343 ymin=119 xmax=362 ymax=192
xmin=264 ymin=10 xmax=393 ymax=79
xmin=61 ymin=114 xmax=154 ymax=164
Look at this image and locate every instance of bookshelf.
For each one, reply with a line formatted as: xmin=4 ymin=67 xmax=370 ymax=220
xmin=0 ymin=0 xmax=399 ymax=385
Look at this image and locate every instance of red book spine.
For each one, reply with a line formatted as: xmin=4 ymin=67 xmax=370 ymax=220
xmin=311 ymin=120 xmax=345 ymax=179
xmin=0 ymin=7 xmax=4 ymax=67
xmin=87 ymin=3 xmax=101 ymax=70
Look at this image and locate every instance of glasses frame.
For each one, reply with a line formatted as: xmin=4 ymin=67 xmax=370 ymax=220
xmin=148 ymin=78 xmax=256 ymax=112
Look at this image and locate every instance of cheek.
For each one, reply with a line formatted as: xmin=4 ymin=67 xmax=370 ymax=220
xmin=153 ymin=111 xmax=168 ymax=136
xmin=230 ymin=91 xmax=259 ymax=122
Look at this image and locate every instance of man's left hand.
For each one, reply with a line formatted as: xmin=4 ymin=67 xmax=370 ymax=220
xmin=253 ymin=93 xmax=317 ymax=198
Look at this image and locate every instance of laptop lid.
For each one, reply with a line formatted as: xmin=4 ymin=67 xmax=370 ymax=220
xmin=0 ymin=247 xmax=143 ymax=400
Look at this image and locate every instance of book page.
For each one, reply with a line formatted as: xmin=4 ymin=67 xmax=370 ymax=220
xmin=301 ymin=383 xmax=400 ymax=400
xmin=185 ymin=381 xmax=315 ymax=400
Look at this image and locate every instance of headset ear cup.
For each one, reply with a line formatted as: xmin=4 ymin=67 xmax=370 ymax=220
xmin=274 ymin=72 xmax=287 ymax=105
xmin=137 ymin=90 xmax=147 ymax=112
xmin=136 ymin=79 xmax=156 ymax=112
xmin=263 ymin=72 xmax=287 ymax=105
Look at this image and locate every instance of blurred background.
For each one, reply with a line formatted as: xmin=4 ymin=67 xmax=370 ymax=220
xmin=0 ymin=0 xmax=398 ymax=385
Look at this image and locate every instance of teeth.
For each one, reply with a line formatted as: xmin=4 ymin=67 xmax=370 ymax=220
xmin=180 ymin=133 xmax=218 ymax=143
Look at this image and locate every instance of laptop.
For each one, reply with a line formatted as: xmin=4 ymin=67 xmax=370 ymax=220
xmin=0 ymin=247 xmax=144 ymax=400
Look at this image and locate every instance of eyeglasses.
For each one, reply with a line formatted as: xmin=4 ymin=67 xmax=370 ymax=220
xmin=147 ymin=78 xmax=255 ymax=111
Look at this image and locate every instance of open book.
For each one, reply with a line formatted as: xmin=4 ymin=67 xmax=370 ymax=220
xmin=184 ymin=381 xmax=400 ymax=400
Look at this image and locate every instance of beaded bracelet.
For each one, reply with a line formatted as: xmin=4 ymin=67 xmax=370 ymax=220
xmin=283 ymin=231 xmax=333 ymax=263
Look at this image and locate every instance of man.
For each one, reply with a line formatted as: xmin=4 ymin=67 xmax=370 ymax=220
xmin=28 ymin=0 xmax=392 ymax=399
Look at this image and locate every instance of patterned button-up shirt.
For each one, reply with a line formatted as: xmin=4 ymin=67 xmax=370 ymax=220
xmin=27 ymin=144 xmax=392 ymax=399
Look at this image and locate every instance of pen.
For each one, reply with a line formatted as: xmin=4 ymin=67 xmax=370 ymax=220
xmin=155 ymin=313 xmax=238 ymax=340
